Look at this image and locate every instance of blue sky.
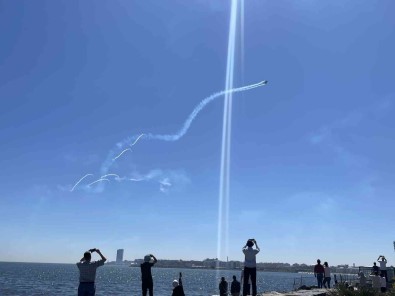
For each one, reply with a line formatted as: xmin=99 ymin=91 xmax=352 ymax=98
xmin=0 ymin=0 xmax=394 ymax=266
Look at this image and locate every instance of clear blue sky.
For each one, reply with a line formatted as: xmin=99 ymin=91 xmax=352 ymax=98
xmin=0 ymin=0 xmax=394 ymax=266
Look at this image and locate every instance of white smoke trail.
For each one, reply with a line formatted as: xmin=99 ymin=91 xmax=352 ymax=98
xmin=88 ymin=178 xmax=110 ymax=187
xmin=70 ymin=174 xmax=93 ymax=192
xmin=144 ymin=81 xmax=265 ymax=142
xmin=100 ymin=173 xmax=120 ymax=179
xmin=130 ymin=134 xmax=145 ymax=146
xmin=112 ymin=148 xmax=131 ymax=161
xmin=115 ymin=82 xmax=266 ymax=149
xmin=129 ymin=178 xmax=144 ymax=182
xmin=100 ymin=80 xmax=267 ymax=177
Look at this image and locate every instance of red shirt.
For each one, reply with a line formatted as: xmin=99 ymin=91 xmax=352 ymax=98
xmin=314 ymin=264 xmax=325 ymax=274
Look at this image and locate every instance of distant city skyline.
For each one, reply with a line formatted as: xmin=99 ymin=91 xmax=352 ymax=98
xmin=0 ymin=0 xmax=394 ymax=267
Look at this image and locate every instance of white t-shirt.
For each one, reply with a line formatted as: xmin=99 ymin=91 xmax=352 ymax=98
xmin=379 ymin=260 xmax=387 ymax=270
xmin=243 ymin=247 xmax=260 ymax=268
xmin=324 ymin=267 xmax=331 ymax=277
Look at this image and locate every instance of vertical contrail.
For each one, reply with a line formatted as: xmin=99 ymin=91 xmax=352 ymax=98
xmin=240 ymin=0 xmax=245 ymax=88
xmin=217 ymin=0 xmax=238 ymax=270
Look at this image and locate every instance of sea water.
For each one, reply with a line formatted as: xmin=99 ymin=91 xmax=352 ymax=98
xmin=0 ymin=262 xmax=317 ymax=295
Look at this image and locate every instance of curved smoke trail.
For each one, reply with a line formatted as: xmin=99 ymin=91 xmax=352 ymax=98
xmin=70 ymin=174 xmax=93 ymax=192
xmin=112 ymin=148 xmax=131 ymax=161
xmin=68 ymin=80 xmax=267 ymax=191
xmin=101 ymin=80 xmax=267 ymax=175
xmin=88 ymin=178 xmax=110 ymax=187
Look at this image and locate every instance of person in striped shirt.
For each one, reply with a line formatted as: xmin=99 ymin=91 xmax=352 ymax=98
xmin=77 ymin=248 xmax=106 ymax=296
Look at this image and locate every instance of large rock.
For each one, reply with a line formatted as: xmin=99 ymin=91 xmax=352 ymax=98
xmin=260 ymin=288 xmax=328 ymax=296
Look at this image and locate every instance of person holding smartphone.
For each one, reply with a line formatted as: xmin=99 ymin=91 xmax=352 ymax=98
xmin=242 ymin=238 xmax=260 ymax=296
xmin=77 ymin=248 xmax=107 ymax=296
xmin=140 ymin=254 xmax=158 ymax=296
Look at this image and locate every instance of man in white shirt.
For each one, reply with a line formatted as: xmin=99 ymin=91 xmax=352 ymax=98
xmin=242 ymin=239 xmax=260 ymax=296
xmin=377 ymin=255 xmax=387 ymax=282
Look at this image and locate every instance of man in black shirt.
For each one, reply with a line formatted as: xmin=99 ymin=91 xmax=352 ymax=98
xmin=219 ymin=277 xmax=228 ymax=296
xmin=140 ymin=254 xmax=157 ymax=296
xmin=231 ymin=275 xmax=241 ymax=296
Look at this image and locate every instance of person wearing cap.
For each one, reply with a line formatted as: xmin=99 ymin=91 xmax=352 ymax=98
xmin=140 ymin=254 xmax=157 ymax=296
xmin=172 ymin=272 xmax=185 ymax=296
xmin=76 ymin=248 xmax=106 ymax=296
xmin=242 ymin=238 xmax=260 ymax=296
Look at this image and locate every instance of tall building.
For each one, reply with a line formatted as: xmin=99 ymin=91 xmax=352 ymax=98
xmin=116 ymin=249 xmax=124 ymax=264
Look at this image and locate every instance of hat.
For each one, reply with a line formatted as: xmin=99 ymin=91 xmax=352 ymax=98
xmin=172 ymin=280 xmax=179 ymax=288
xmin=144 ymin=255 xmax=151 ymax=262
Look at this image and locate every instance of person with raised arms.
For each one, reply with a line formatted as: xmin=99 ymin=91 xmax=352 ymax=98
xmin=242 ymin=238 xmax=260 ymax=296
xmin=77 ymin=248 xmax=107 ymax=296
xmin=140 ymin=254 xmax=158 ymax=296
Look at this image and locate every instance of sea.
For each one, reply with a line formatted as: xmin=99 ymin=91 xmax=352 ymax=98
xmin=0 ymin=262 xmax=317 ymax=295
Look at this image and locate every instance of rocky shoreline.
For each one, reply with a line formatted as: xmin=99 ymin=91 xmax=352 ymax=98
xmin=212 ymin=288 xmax=329 ymax=296
xmin=261 ymin=288 xmax=329 ymax=296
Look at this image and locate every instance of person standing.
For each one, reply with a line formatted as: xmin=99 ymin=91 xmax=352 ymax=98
xmin=172 ymin=272 xmax=185 ymax=296
xmin=219 ymin=277 xmax=228 ymax=296
xmin=77 ymin=248 xmax=107 ymax=296
xmin=141 ymin=254 xmax=158 ymax=296
xmin=240 ymin=268 xmax=251 ymax=295
xmin=242 ymin=238 xmax=260 ymax=296
xmin=377 ymin=255 xmax=387 ymax=282
xmin=380 ymin=275 xmax=387 ymax=293
xmin=322 ymin=262 xmax=331 ymax=289
xmin=313 ymin=259 xmax=325 ymax=288
xmin=358 ymin=272 xmax=367 ymax=288
xmin=231 ymin=275 xmax=241 ymax=296
xmin=370 ymin=271 xmax=381 ymax=291
xmin=372 ymin=262 xmax=380 ymax=274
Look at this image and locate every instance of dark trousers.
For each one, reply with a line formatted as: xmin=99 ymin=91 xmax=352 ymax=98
xmin=78 ymin=282 xmax=95 ymax=296
xmin=243 ymin=284 xmax=250 ymax=295
xmin=243 ymin=267 xmax=257 ymax=296
xmin=142 ymin=281 xmax=153 ymax=296
xmin=323 ymin=277 xmax=331 ymax=288
xmin=316 ymin=273 xmax=324 ymax=288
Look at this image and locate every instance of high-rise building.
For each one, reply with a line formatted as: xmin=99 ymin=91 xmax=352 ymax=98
xmin=116 ymin=249 xmax=124 ymax=264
